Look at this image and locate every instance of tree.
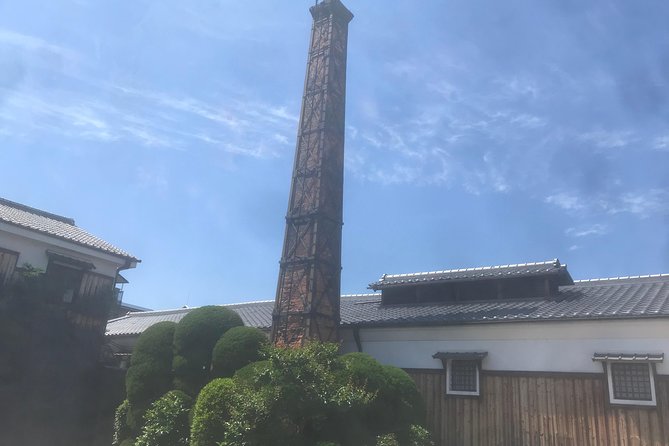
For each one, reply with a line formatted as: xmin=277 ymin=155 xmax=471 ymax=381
xmin=123 ymin=322 xmax=177 ymax=434
xmin=211 ymin=326 xmax=267 ymax=378
xmin=172 ymin=306 xmax=243 ymax=395
xmin=190 ymin=378 xmax=236 ymax=446
xmin=217 ymin=343 xmax=433 ymax=446
xmin=134 ymin=390 xmax=192 ymax=446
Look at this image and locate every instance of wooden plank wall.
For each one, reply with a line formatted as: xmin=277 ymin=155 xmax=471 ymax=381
xmin=78 ymin=272 xmax=114 ymax=300
xmin=407 ymin=369 xmax=669 ymax=446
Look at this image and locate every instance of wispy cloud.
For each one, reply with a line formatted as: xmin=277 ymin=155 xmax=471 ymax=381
xmin=546 ymin=189 xmax=669 ymax=219
xmin=2 ymin=77 xmax=295 ymax=158
xmin=653 ymin=136 xmax=669 ymax=151
xmin=578 ymin=129 xmax=634 ymax=149
xmin=603 ymin=189 xmax=669 ymax=218
xmin=0 ymin=28 xmax=78 ymax=60
xmin=565 ymin=224 xmax=607 ymax=238
xmin=545 ymin=193 xmax=585 ymax=212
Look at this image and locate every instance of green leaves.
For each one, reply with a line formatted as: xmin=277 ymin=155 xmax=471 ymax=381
xmin=134 ymin=390 xmax=192 ymax=446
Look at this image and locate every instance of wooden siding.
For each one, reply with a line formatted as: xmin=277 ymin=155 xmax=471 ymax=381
xmin=0 ymin=248 xmax=19 ymax=285
xmin=407 ymin=369 xmax=669 ymax=446
xmin=78 ymin=271 xmax=114 ymax=299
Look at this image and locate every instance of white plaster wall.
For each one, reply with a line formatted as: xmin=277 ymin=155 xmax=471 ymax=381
xmin=340 ymin=319 xmax=669 ymax=374
xmin=0 ymin=222 xmax=126 ymax=277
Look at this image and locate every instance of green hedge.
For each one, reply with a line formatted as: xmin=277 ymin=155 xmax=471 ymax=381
xmin=126 ymin=360 xmax=172 ymax=407
xmin=125 ymin=321 xmax=177 ymax=424
xmin=113 ymin=400 xmax=131 ymax=446
xmin=190 ymin=378 xmax=236 ymax=446
xmin=172 ymin=306 xmax=243 ymax=395
xmin=339 ymin=353 xmax=425 ymax=441
xmin=131 ymin=321 xmax=177 ymax=367
xmin=135 ymin=390 xmax=193 ymax=446
xmin=211 ymin=326 xmax=268 ymax=378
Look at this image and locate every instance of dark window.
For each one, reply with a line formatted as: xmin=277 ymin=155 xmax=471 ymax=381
xmin=610 ymin=363 xmax=652 ymax=401
xmin=46 ymin=261 xmax=83 ymax=304
xmin=449 ymin=360 xmax=478 ymax=393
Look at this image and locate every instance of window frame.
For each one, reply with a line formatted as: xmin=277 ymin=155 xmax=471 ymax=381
xmin=605 ymin=361 xmax=657 ymax=407
xmin=446 ymin=358 xmax=481 ymax=397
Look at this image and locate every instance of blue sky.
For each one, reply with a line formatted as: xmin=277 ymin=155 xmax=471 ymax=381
xmin=1 ymin=0 xmax=668 ymax=310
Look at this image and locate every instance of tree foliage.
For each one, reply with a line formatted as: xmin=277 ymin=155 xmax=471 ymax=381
xmin=172 ymin=306 xmax=243 ymax=395
xmin=131 ymin=321 xmax=177 ymax=367
xmin=220 ymin=342 xmax=374 ymax=446
xmin=190 ymin=378 xmax=236 ymax=446
xmin=211 ymin=326 xmax=267 ymax=378
xmin=134 ymin=390 xmax=193 ymax=446
xmin=123 ymin=321 xmax=178 ymax=433
xmin=113 ymin=400 xmax=131 ymax=446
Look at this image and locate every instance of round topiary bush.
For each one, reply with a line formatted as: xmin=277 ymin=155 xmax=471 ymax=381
xmin=131 ymin=321 xmax=177 ymax=367
xmin=339 ymin=353 xmax=424 ymax=440
xmin=126 ymin=360 xmax=173 ymax=407
xmin=135 ymin=390 xmax=193 ymax=446
xmin=123 ymin=321 xmax=177 ymax=437
xmin=379 ymin=365 xmax=425 ymax=428
xmin=172 ymin=306 xmax=243 ymax=394
xmin=190 ymin=378 xmax=237 ymax=446
xmin=211 ymin=326 xmax=268 ymax=378
xmin=340 ymin=352 xmax=387 ymax=391
xmin=233 ymin=360 xmax=271 ymax=389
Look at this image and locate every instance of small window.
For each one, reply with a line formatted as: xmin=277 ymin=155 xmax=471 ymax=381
xmin=433 ymin=351 xmax=486 ymax=397
xmin=447 ymin=359 xmax=480 ymax=396
xmin=606 ymin=362 xmax=657 ymax=406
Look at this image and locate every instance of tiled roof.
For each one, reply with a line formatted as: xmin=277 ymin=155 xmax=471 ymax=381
xmin=369 ymin=259 xmax=572 ymax=290
xmin=106 ymin=301 xmax=275 ymax=336
xmin=106 ymin=275 xmax=669 ymax=337
xmin=0 ymin=197 xmax=139 ymax=261
xmin=346 ymin=275 xmax=669 ymax=327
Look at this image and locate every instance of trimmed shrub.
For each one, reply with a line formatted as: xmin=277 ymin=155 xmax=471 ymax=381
xmin=379 ymin=366 xmax=426 ymax=429
xmin=221 ymin=343 xmax=375 ymax=446
xmin=124 ymin=321 xmax=177 ymax=436
xmin=232 ymin=360 xmax=271 ymax=389
xmin=211 ymin=326 xmax=268 ymax=378
xmin=340 ymin=352 xmax=387 ymax=391
xmin=113 ymin=400 xmax=132 ymax=446
xmin=172 ymin=306 xmax=243 ymax=395
xmin=131 ymin=321 xmax=177 ymax=367
xmin=135 ymin=390 xmax=193 ymax=446
xmin=339 ymin=353 xmax=426 ymax=441
xmin=126 ymin=360 xmax=172 ymax=407
xmin=190 ymin=378 xmax=236 ymax=446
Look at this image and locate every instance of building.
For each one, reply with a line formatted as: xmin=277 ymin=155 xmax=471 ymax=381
xmin=105 ymin=258 xmax=669 ymax=445
xmin=0 ymin=197 xmax=141 ymax=446
xmin=0 ymin=197 xmax=139 ymax=330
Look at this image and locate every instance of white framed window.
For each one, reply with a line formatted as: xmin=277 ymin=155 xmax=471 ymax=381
xmin=593 ymin=353 xmax=663 ymax=407
xmin=433 ymin=351 xmax=487 ymax=397
xmin=446 ymin=359 xmax=480 ymax=396
xmin=606 ymin=362 xmax=656 ymax=406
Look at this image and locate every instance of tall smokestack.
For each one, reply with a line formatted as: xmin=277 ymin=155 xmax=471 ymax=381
xmin=271 ymin=0 xmax=353 ymax=347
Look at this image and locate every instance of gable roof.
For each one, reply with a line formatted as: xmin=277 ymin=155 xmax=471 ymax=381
xmin=369 ymin=259 xmax=573 ymax=290
xmin=106 ymin=275 xmax=669 ymax=337
xmin=0 ymin=197 xmax=139 ymax=261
